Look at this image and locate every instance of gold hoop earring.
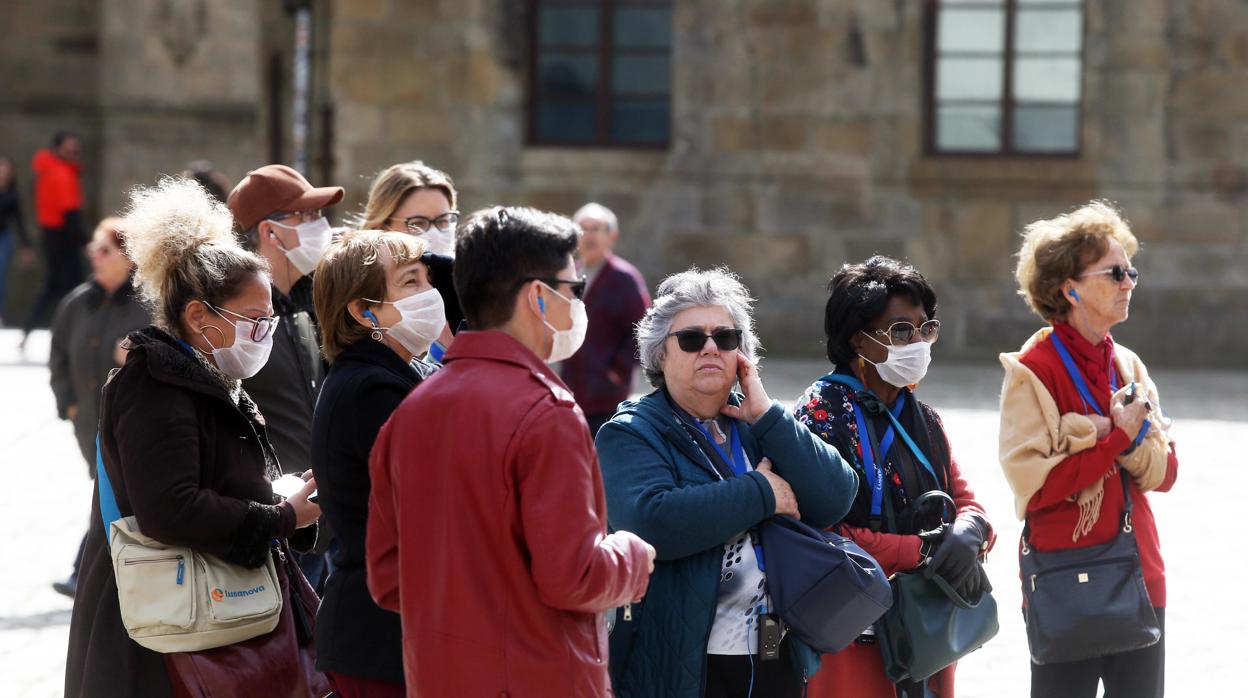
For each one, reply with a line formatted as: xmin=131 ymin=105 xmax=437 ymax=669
xmin=199 ymin=323 xmax=227 ymax=350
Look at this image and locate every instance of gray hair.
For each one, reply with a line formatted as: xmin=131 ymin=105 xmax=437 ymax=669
xmin=636 ymin=267 xmax=762 ymax=387
xmin=572 ymin=202 xmax=618 ymax=232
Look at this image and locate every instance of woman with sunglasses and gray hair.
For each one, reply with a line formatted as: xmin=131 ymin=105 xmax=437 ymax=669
xmin=1000 ymin=201 xmax=1177 ymax=698
xmin=596 ymin=267 xmax=858 ymax=698
xmin=65 ymin=178 xmax=322 ymax=697
xmin=794 ymin=255 xmax=995 ymax=698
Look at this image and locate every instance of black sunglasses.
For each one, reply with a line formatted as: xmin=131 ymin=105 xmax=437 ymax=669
xmin=1079 ymin=264 xmax=1139 ymax=284
xmin=525 ymin=276 xmax=588 ymax=301
xmin=667 ymin=328 xmax=743 ymax=353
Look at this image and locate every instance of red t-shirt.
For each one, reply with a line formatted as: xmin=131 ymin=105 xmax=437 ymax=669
xmin=1018 ymin=322 xmax=1178 ymax=607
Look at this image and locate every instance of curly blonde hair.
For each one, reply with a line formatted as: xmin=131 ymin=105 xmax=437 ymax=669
xmin=1014 ymin=200 xmax=1139 ymax=321
xmin=123 ymin=176 xmax=268 ymax=333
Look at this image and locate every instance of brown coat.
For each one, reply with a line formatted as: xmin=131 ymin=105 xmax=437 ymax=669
xmin=64 ymin=326 xmax=306 ymax=698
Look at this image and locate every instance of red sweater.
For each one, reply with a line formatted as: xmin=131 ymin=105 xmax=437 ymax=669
xmin=1018 ymin=323 xmax=1178 ymax=607
xmin=31 ymin=149 xmax=82 ymax=228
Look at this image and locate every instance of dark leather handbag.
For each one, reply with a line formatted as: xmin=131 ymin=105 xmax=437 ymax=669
xmin=1019 ymin=469 xmax=1160 ymax=665
xmin=759 ymin=514 xmax=893 ymax=654
xmin=877 ymin=570 xmax=999 ymax=682
xmin=164 ymin=544 xmax=332 ymax=697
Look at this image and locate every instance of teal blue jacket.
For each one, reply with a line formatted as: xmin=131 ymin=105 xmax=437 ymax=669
xmin=596 ymin=390 xmax=859 ymax=697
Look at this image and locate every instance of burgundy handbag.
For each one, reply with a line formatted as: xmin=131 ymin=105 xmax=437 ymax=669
xmin=164 ymin=544 xmax=331 ymax=698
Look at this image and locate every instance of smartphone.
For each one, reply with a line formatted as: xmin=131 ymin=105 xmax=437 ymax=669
xmin=1123 ymin=382 xmax=1137 ymax=405
xmin=271 ymin=473 xmax=316 ymax=501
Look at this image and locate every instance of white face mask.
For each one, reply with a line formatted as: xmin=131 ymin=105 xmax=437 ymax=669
xmin=420 ymin=226 xmax=456 ymax=257
xmin=539 ymin=283 xmax=588 ymax=363
xmin=859 ymin=332 xmax=932 ymax=388
xmin=202 ymin=314 xmax=278 ymax=380
xmin=271 ymin=216 xmax=332 ymax=276
xmin=365 ymin=288 xmax=446 ymax=357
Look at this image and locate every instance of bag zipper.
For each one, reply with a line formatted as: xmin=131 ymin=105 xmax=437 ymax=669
xmin=1029 ymin=556 xmax=1136 ymax=591
xmin=122 ymin=554 xmax=186 ymax=585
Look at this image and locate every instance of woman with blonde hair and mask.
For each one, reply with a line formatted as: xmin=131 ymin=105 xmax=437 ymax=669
xmin=309 ymin=230 xmax=445 ymax=696
xmin=358 ymin=161 xmax=462 ymax=356
xmin=1000 ymin=201 xmax=1177 ymax=698
xmin=65 ymin=177 xmax=322 ymax=698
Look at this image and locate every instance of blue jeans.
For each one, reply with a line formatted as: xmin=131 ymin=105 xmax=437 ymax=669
xmin=0 ymin=231 xmax=13 ymax=317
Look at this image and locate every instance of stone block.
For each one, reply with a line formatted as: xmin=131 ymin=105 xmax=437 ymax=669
xmin=759 ymin=115 xmax=810 ymax=152
xmin=702 ymin=187 xmax=757 ymax=231
xmin=524 ymin=189 xmax=587 ymax=217
xmin=710 ymin=115 xmax=758 ymax=153
xmin=744 ymin=0 xmax=818 ymax=27
xmin=1161 ymin=200 xmax=1243 ymax=243
xmin=665 ymin=232 xmax=814 ymax=276
xmin=951 ymin=202 xmax=1015 ymax=283
xmin=446 ymin=49 xmax=504 ymax=106
xmin=812 ymin=119 xmax=873 ymax=156
xmin=338 ymin=0 xmax=390 ymax=22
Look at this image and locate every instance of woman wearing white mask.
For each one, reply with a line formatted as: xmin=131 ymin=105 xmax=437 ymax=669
xmin=794 ymin=255 xmax=994 ymax=698
xmin=65 ymin=177 xmax=323 ymax=698
xmin=359 ymin=161 xmax=464 ymax=355
xmin=308 ymin=230 xmax=445 ymax=697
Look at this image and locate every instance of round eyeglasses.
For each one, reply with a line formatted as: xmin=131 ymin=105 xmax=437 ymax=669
xmin=208 ymin=304 xmax=279 ymax=342
xmin=866 ymin=320 xmax=941 ymax=346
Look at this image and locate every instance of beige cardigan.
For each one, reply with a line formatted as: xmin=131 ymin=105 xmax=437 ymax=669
xmin=998 ymin=328 xmax=1172 ymax=539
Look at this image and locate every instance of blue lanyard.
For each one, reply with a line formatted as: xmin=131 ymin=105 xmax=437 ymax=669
xmin=820 ymin=373 xmax=940 ymax=522
xmin=1048 ymin=332 xmax=1150 ymax=448
xmin=687 ymin=417 xmax=766 ymax=572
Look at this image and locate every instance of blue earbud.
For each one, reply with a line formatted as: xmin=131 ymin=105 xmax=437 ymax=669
xmin=362 ymin=308 xmax=380 ymax=327
xmin=537 ymin=296 xmax=546 ymax=313
xmin=1069 ymin=288 xmax=1080 ymax=302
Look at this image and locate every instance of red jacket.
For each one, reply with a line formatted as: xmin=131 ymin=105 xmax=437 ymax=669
xmin=560 ymin=253 xmax=650 ymax=416
xmin=1019 ymin=323 xmax=1178 ymax=607
xmin=367 ymin=330 xmax=652 ymax=697
xmin=31 ymin=148 xmax=83 ymax=228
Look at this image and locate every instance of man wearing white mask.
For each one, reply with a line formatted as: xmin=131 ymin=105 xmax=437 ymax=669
xmin=228 ymin=165 xmax=343 ymax=587
xmin=367 ymin=206 xmax=655 ymax=697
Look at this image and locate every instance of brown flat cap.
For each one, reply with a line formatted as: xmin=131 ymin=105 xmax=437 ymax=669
xmin=227 ymin=164 xmax=344 ymax=230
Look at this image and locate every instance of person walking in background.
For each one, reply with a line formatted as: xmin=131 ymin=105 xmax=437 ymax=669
xmin=357 ymin=160 xmax=463 ymax=356
xmin=310 ymin=230 xmax=445 ymax=697
xmin=21 ymin=131 xmax=86 ymax=345
xmin=367 ymin=206 xmax=655 ymax=697
xmin=227 ymin=164 xmax=343 ymax=588
xmin=64 ymin=176 xmax=321 ymax=697
xmin=0 ymin=156 xmax=34 ymax=325
xmin=560 ymin=202 xmax=650 ymax=435
xmin=1000 ymin=201 xmax=1177 ymax=698
xmin=794 ymin=256 xmax=994 ymax=698
xmin=48 ymin=217 xmax=150 ymax=598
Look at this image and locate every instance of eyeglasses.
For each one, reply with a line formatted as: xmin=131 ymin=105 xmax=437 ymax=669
xmin=390 ymin=211 xmax=460 ymax=234
xmin=266 ymin=209 xmax=323 ymax=225
xmin=524 ymin=276 xmax=588 ymax=301
xmin=866 ymin=320 xmax=941 ymax=346
xmin=1079 ymin=264 xmax=1139 ymax=285
xmin=208 ymin=304 xmax=279 ymax=342
xmin=666 ymin=328 xmax=744 ymax=353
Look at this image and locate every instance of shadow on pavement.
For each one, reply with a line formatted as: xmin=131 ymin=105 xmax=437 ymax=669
xmin=0 ymin=608 xmax=72 ymax=631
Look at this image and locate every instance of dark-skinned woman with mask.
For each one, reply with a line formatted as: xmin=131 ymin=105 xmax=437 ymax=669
xmin=309 ymin=230 xmax=446 ymax=697
xmin=64 ymin=177 xmax=322 ymax=698
xmin=793 ymin=256 xmax=995 ymax=698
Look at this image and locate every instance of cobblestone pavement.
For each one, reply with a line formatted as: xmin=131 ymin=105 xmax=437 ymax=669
xmin=0 ymin=328 xmax=1240 ymax=696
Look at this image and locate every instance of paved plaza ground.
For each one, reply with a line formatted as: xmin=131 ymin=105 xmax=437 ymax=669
xmin=0 ymin=327 xmax=1240 ymax=696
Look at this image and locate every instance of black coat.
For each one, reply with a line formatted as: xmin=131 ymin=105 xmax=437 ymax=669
xmin=65 ymin=326 xmax=310 ymax=698
xmin=310 ymin=338 xmax=434 ymax=682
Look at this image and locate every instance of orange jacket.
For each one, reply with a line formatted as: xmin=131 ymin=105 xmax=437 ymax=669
xmin=367 ymin=330 xmax=652 ymax=697
xmin=32 ymin=148 xmax=83 ymax=228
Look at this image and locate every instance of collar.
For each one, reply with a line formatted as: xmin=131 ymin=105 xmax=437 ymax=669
xmin=337 ymin=338 xmax=421 ymax=385
xmin=441 ymin=329 xmax=550 ymax=375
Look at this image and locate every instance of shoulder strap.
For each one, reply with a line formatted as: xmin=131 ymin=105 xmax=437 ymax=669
xmin=1048 ymin=332 xmax=1105 ymax=416
xmin=96 ymin=435 xmax=121 ymax=530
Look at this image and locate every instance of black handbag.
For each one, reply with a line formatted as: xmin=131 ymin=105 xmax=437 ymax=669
xmin=759 ymin=514 xmax=893 ymax=654
xmin=1019 ymin=468 xmax=1160 ymax=665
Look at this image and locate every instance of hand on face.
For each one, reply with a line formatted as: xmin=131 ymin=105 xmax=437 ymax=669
xmin=718 ymin=354 xmax=772 ymax=425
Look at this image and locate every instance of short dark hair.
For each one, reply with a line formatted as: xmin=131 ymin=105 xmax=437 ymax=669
xmin=454 ymin=206 xmax=579 ymax=330
xmin=823 ymin=255 xmax=937 ymax=367
xmin=51 ymin=131 xmax=80 ymax=148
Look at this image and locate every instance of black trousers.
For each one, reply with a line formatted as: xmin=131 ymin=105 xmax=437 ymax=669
xmin=704 ymin=639 xmax=803 ymax=698
xmin=23 ymin=221 xmax=85 ymax=334
xmin=1030 ymin=607 xmax=1165 ymax=698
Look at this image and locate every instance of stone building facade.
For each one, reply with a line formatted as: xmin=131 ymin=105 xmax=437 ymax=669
xmin=4 ymin=0 xmax=1247 ymax=365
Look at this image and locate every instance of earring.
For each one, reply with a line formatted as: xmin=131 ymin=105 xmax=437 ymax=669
xmin=371 ymin=329 xmax=384 ymax=341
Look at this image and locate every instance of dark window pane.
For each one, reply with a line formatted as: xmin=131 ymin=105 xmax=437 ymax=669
xmin=1015 ymin=8 xmax=1082 ymax=52
xmin=937 ymin=57 xmax=1003 ymax=100
xmin=936 ymin=105 xmax=1002 ymax=151
xmin=610 ymin=98 xmax=669 ymax=143
xmin=536 ymin=99 xmax=597 ymax=142
xmin=613 ymin=54 xmax=670 ymax=95
xmin=1014 ymin=104 xmax=1079 ymax=151
xmin=614 ymin=6 xmax=672 ymax=48
xmin=538 ymin=53 xmax=598 ymax=97
xmin=942 ymin=0 xmax=1004 ymax=4
xmin=937 ymin=8 xmax=1005 ymax=53
xmin=539 ymin=4 xmax=599 ymax=47
xmin=1013 ymin=56 xmax=1081 ymax=102
xmin=1017 ymin=0 xmax=1082 ymax=5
